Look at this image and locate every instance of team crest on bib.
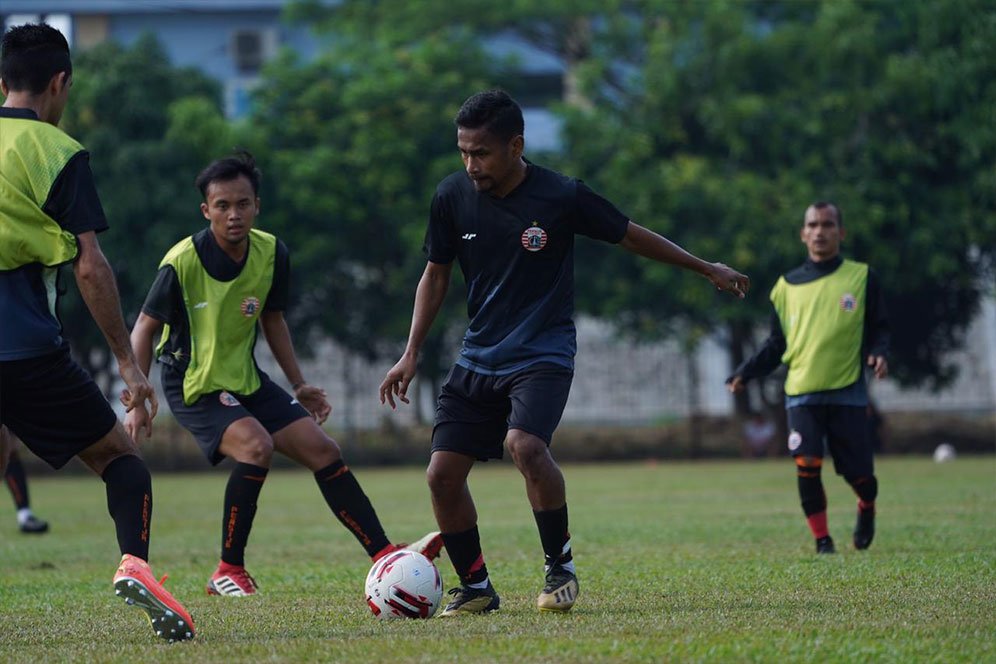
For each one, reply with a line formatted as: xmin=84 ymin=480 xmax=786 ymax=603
xmin=839 ymin=293 xmax=857 ymax=312
xmin=787 ymin=430 xmax=803 ymax=451
xmin=521 ymin=223 xmax=548 ymax=252
xmin=219 ymin=391 xmax=240 ymax=407
xmin=241 ymin=296 xmax=261 ymax=317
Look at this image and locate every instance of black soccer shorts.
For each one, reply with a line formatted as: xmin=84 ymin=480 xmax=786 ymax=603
xmin=0 ymin=344 xmax=117 ymax=468
xmin=787 ymin=404 xmax=874 ymax=478
xmin=162 ymin=366 xmax=310 ymax=465
xmin=431 ymin=362 xmax=574 ymax=461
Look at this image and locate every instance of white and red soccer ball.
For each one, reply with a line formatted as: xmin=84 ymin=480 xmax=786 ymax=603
xmin=365 ymin=550 xmax=443 ymax=619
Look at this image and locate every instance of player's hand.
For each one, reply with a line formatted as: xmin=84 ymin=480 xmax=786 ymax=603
xmin=295 ymin=384 xmax=332 ymax=425
xmin=868 ymin=354 xmax=888 ymax=380
xmin=706 ymin=263 xmax=750 ymax=299
xmin=726 ymin=375 xmax=746 ymax=393
xmin=379 ymin=354 xmax=418 ymax=409
xmin=124 ymin=404 xmax=153 ymax=442
xmin=118 ymin=362 xmax=158 ymax=419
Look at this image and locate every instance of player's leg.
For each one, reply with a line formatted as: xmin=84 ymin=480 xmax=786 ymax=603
xmin=4 ymin=444 xmax=49 ymax=534
xmin=827 ymin=405 xmax=878 ymax=550
xmin=162 ymin=368 xmax=269 ymax=596
xmin=787 ymin=406 xmax=835 ymax=553
xmin=503 ymin=363 xmax=577 ymax=611
xmin=430 ymin=366 xmax=506 ymax=616
xmin=3 ymin=346 xmax=194 ymax=641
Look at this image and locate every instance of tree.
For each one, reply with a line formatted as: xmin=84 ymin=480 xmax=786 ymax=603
xmin=556 ymin=0 xmax=996 ymax=400
xmin=247 ymin=3 xmax=497 ymax=419
xmin=57 ymin=35 xmax=229 ymax=392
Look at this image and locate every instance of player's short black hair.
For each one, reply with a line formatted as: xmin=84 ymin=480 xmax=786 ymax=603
xmin=809 ymin=201 xmax=843 ymax=227
xmin=455 ymin=89 xmax=524 ymax=143
xmin=1 ymin=23 xmax=72 ymax=95
xmin=195 ymin=150 xmax=262 ymax=199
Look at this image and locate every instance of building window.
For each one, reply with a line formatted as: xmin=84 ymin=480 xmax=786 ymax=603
xmin=232 ymin=30 xmax=268 ymax=75
xmin=3 ymin=13 xmax=73 ymax=46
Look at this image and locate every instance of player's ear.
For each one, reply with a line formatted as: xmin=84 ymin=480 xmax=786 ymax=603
xmin=509 ymin=134 xmax=524 ymax=159
xmin=838 ymin=225 xmax=846 ymax=241
xmin=255 ymin=197 xmax=261 ymax=215
xmin=200 ymin=201 xmax=210 ymax=220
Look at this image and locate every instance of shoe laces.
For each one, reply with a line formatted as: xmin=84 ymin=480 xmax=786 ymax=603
xmin=230 ymin=567 xmax=258 ymax=590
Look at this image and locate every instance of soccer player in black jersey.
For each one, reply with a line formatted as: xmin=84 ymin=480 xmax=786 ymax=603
xmin=727 ymin=202 xmax=889 ymax=554
xmin=379 ymin=89 xmax=750 ymax=615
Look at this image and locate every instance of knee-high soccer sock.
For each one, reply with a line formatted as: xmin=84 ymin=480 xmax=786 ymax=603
xmin=441 ymin=525 xmax=490 ymax=588
xmin=534 ymin=504 xmax=574 ymax=573
xmin=848 ymin=475 xmax=878 ymax=514
xmin=101 ymin=455 xmax=152 ymax=560
xmin=314 ymin=460 xmax=390 ymax=559
xmin=220 ymin=462 xmax=268 ymax=566
xmin=5 ymin=454 xmax=30 ymax=511
xmin=795 ymin=456 xmax=829 ymax=539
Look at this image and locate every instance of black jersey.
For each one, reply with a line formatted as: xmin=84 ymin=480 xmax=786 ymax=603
xmin=141 ymin=228 xmax=289 ymax=370
xmin=424 ymin=162 xmax=629 ymax=374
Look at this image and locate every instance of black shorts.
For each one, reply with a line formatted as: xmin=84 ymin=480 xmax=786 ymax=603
xmin=432 ymin=363 xmax=573 ymax=461
xmin=0 ymin=344 xmax=117 ymax=469
xmin=786 ymin=404 xmax=874 ymax=478
xmin=163 ymin=366 xmax=310 ymax=465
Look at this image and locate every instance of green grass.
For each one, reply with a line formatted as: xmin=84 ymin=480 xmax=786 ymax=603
xmin=1 ymin=457 xmax=994 ymax=663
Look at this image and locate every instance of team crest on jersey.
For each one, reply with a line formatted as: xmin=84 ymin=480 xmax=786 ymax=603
xmin=787 ymin=430 xmax=803 ymax=451
xmin=521 ymin=223 xmax=548 ymax=252
xmin=840 ymin=293 xmax=857 ymax=312
xmin=241 ymin=296 xmax=261 ymax=317
xmin=219 ymin=391 xmax=240 ymax=407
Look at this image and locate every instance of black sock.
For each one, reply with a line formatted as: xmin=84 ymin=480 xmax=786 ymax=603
xmin=441 ymin=525 xmax=489 ymax=585
xmin=220 ymin=462 xmax=268 ymax=566
xmin=534 ymin=504 xmax=572 ymax=569
xmin=848 ymin=475 xmax=878 ymax=509
xmin=314 ymin=460 xmax=389 ymax=557
xmin=101 ymin=455 xmax=152 ymax=560
xmin=5 ymin=454 xmax=29 ymax=510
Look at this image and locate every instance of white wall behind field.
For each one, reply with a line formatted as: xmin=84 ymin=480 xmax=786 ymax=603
xmin=248 ymin=293 xmax=995 ymax=429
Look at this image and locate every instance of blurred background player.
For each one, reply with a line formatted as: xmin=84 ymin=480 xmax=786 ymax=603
xmin=741 ymin=411 xmax=776 ymax=459
xmin=3 ymin=432 xmax=50 ymax=533
xmin=127 ymin=151 xmax=441 ymax=597
xmin=727 ymin=201 xmax=889 ymax=554
xmin=380 ymin=89 xmax=749 ymax=616
xmin=0 ymin=23 xmax=194 ymax=641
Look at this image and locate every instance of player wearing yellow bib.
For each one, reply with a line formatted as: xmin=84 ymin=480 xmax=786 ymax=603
xmin=728 ymin=202 xmax=889 ymax=554
xmin=127 ymin=152 xmax=441 ymax=597
xmin=1 ymin=23 xmax=193 ymax=641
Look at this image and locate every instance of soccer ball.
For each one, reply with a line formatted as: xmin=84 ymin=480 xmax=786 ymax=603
xmin=364 ymin=550 xmax=443 ymax=619
xmin=933 ymin=443 xmax=957 ymax=463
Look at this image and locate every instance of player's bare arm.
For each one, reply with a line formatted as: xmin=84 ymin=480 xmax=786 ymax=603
xmin=74 ymin=231 xmax=159 ymax=417
xmin=618 ymin=221 xmax=750 ymax=298
xmin=123 ymin=312 xmax=165 ymax=441
xmin=259 ymin=310 xmax=331 ymax=425
xmin=379 ymin=261 xmax=453 ymax=409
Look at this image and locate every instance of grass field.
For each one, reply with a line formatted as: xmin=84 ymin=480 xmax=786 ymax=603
xmin=1 ymin=456 xmax=993 ymax=663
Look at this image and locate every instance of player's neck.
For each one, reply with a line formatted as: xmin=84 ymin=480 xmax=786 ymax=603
xmin=490 ymin=159 xmax=528 ymax=199
xmin=2 ymin=94 xmax=55 ymax=125
xmin=210 ymin=229 xmax=248 ymax=263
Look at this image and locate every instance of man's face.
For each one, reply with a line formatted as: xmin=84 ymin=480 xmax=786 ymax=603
xmin=801 ymin=205 xmax=844 ymax=261
xmin=457 ymin=126 xmax=522 ymax=196
xmin=200 ymin=175 xmax=259 ymax=248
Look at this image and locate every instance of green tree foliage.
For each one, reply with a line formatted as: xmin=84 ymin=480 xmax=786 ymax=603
xmin=57 ymin=35 xmax=228 ymax=390
xmin=555 ymin=0 xmax=996 ymax=393
xmin=248 ymin=3 xmax=495 ymax=406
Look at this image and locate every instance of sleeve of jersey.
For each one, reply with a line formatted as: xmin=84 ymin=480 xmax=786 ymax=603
xmin=863 ymin=268 xmax=890 ymax=357
xmin=422 ymin=189 xmax=458 ymax=263
xmin=573 ymin=181 xmax=630 ymax=243
xmin=264 ymin=240 xmax=291 ymax=311
xmin=42 ymin=152 xmax=110 ymax=236
xmin=729 ymin=308 xmax=787 ymax=383
xmin=141 ymin=266 xmax=182 ymax=325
